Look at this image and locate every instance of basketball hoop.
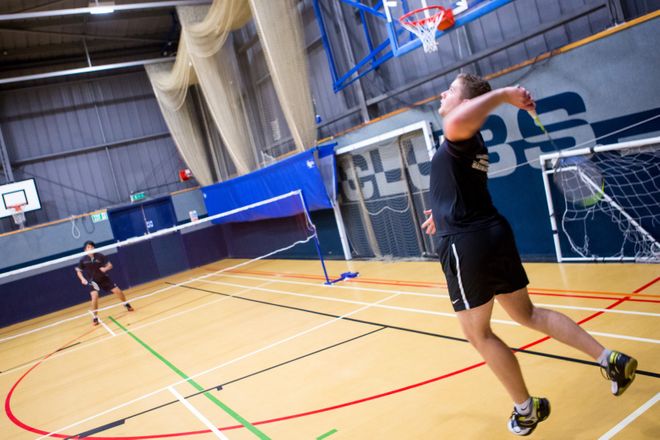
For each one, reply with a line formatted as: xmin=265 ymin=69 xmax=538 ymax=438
xmin=399 ymin=6 xmax=455 ymax=53
xmin=10 ymin=204 xmax=27 ymax=229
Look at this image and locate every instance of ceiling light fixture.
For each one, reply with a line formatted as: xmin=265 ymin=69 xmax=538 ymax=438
xmin=89 ymin=0 xmax=115 ymax=15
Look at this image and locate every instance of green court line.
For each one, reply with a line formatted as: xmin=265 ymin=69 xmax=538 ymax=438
xmin=317 ymin=428 xmax=338 ymax=440
xmin=109 ymin=316 xmax=270 ymax=440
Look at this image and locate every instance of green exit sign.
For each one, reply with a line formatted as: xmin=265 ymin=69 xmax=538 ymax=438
xmin=91 ymin=212 xmax=108 ymax=223
xmin=130 ymin=191 xmax=146 ymax=202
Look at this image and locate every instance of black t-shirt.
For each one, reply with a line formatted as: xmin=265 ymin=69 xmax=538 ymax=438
xmin=76 ymin=253 xmax=110 ymax=282
xmin=430 ymin=132 xmax=504 ymax=236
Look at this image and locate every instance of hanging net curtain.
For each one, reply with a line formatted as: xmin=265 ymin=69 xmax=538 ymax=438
xmin=248 ymin=0 xmax=317 ymax=152
xmin=146 ymin=0 xmax=317 ymax=183
xmin=178 ymin=2 xmax=257 ymax=175
xmin=145 ymin=45 xmax=214 ymax=186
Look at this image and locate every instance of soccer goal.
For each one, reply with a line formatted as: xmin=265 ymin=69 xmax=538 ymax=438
xmin=540 ymin=136 xmax=660 ymax=263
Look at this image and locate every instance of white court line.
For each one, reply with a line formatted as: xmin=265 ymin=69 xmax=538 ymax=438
xmin=213 ymin=272 xmax=660 ymax=318
xmin=88 ymin=311 xmax=115 ymax=337
xmin=4 ymin=272 xmax=658 ymax=379
xmin=0 ymin=279 xmax=272 ymax=378
xmin=598 ymin=393 xmax=660 ymax=439
xmin=199 ymin=279 xmax=660 ymax=343
xmin=0 ymin=239 xmax=314 ymax=345
xmin=202 ymin=280 xmax=457 ymax=316
xmin=588 ymin=331 xmax=660 ymax=345
xmin=37 ymin=290 xmax=403 ymax=439
xmin=168 ymin=386 xmax=229 ymax=440
xmin=216 ymin=272 xmax=450 ymax=299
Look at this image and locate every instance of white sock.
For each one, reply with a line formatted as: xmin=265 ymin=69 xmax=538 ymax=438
xmin=598 ymin=349 xmax=612 ymax=367
xmin=515 ymin=397 xmax=532 ymax=415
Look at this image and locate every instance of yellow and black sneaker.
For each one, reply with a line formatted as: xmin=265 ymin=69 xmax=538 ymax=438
xmin=507 ymin=397 xmax=551 ymax=436
xmin=602 ymin=351 xmax=638 ymax=396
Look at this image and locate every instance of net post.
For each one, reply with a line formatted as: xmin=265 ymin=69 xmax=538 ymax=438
xmin=295 ymin=189 xmax=332 ymax=285
xmin=539 ymin=154 xmax=563 ymax=262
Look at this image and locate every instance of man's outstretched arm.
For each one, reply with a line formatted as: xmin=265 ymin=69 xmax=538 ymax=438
xmin=444 ymin=86 xmax=536 ymax=142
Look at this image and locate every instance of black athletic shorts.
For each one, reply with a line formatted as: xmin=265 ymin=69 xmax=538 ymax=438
xmin=437 ymin=220 xmax=529 ymax=312
xmin=87 ymin=277 xmax=117 ymax=293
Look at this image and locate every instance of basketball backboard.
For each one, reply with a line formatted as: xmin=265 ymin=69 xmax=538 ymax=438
xmin=0 ymin=178 xmax=42 ymax=219
xmin=312 ymin=0 xmax=514 ymax=92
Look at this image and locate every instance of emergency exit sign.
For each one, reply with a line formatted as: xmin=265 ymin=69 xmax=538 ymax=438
xmin=91 ymin=212 xmax=108 ymax=223
xmin=130 ymin=191 xmax=146 ymax=202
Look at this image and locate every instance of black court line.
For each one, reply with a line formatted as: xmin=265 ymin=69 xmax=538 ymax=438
xmin=74 ymin=326 xmax=386 ymax=436
xmin=1 ymin=341 xmax=83 ymax=374
xmin=171 ymin=283 xmax=660 ymax=379
xmin=66 ymin=420 xmax=125 ymax=439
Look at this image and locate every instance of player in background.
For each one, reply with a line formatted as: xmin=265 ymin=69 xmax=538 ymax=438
xmin=75 ymin=240 xmax=134 ymax=325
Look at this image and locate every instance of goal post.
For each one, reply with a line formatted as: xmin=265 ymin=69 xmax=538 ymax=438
xmin=539 ymin=136 xmax=660 ymax=263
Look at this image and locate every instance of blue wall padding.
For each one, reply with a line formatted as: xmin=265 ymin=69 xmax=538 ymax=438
xmin=108 ymin=196 xmax=177 ymax=241
xmin=116 ymin=240 xmax=161 ymax=287
xmin=181 ymin=226 xmax=229 ymax=268
xmin=151 ymin=233 xmax=190 ymax=278
xmin=202 ymin=148 xmax=333 ymax=223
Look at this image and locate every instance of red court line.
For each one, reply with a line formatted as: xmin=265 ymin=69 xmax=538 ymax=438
xmin=5 ymin=277 xmax=656 ymax=439
xmin=633 ymin=276 xmax=660 ymax=294
xmin=226 ymin=269 xmax=660 ymax=303
xmin=4 ymin=327 xmax=99 ymax=438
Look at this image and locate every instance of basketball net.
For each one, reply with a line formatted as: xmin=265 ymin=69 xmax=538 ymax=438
xmin=10 ymin=204 xmax=26 ymax=229
xmin=399 ymin=6 xmax=452 ymax=53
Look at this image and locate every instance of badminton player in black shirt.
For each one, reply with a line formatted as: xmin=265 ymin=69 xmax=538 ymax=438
xmin=421 ymin=73 xmax=637 ymax=436
xmin=75 ymin=240 xmax=133 ymax=326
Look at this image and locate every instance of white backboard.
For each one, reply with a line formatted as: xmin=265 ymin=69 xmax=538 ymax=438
xmin=0 ymin=178 xmax=42 ymax=219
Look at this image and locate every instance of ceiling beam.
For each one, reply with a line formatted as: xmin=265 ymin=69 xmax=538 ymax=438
xmin=0 ymin=56 xmax=172 ymax=85
xmin=0 ymin=0 xmax=212 ymax=22
xmin=0 ymin=25 xmax=171 ymax=44
xmin=1 ymin=39 xmax=164 ymax=61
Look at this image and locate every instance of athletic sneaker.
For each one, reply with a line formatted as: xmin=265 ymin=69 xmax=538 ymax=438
xmin=92 ymin=317 xmax=99 ymax=326
xmin=601 ymin=351 xmax=637 ymax=396
xmin=507 ymin=397 xmax=551 ymax=436
xmin=125 ymin=303 xmax=134 ymax=312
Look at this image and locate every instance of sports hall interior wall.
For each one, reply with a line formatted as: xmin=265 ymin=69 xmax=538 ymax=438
xmin=1 ymin=3 xmax=659 ymax=324
xmin=328 ymin=13 xmax=660 ymax=260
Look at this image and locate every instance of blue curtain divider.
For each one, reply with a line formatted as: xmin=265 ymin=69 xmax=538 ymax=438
xmin=202 ymin=146 xmax=336 ymax=221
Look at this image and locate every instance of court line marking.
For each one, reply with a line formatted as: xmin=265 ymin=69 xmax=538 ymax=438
xmin=3 ymin=267 xmax=657 ymax=379
xmin=34 ymin=289 xmax=404 ymax=439
xmin=31 ymin=277 xmax=277 ymax=439
xmin=213 ymin=272 xmax=660 ymax=317
xmin=88 ymin=312 xmax=115 ymax=337
xmin=109 ymin=316 xmax=269 ymax=440
xmin=199 ymin=278 xmax=660 ymax=344
xmin=66 ymin=327 xmax=388 ymax=435
xmin=316 ymin=428 xmax=338 ymax=439
xmin=3 ymin=264 xmax=656 ymax=346
xmin=598 ymin=392 xmax=660 ymax=440
xmin=0 ymin=243 xmax=313 ymax=344
xmin=0 ymin=278 xmax=275 ymax=378
xmin=178 ymin=283 xmax=659 ymax=378
xmin=11 ymin=277 xmax=659 ymax=439
xmin=231 ymin=269 xmax=660 ymax=299
xmin=167 ymin=386 xmax=229 ymax=440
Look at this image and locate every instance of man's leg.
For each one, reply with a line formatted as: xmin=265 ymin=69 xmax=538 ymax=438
xmin=90 ymin=290 xmax=99 ymax=325
xmin=456 ymin=298 xmax=529 ymax=404
xmin=497 ymin=287 xmax=637 ymax=396
xmin=111 ymin=287 xmax=133 ymax=311
xmin=496 ymin=287 xmax=603 ymax=359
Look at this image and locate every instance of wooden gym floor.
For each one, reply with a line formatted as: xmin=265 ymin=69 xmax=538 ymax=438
xmin=1 ymin=259 xmax=658 ymax=439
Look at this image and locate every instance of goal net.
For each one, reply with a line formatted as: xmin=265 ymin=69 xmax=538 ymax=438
xmin=540 ymin=136 xmax=660 ymax=262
